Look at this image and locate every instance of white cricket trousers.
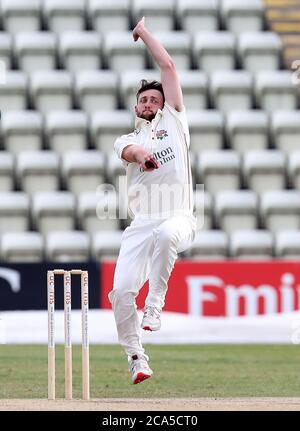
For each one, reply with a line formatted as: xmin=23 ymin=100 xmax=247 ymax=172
xmin=108 ymin=214 xmax=196 ymax=358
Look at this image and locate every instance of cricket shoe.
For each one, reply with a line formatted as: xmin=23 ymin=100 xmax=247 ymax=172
xmin=129 ymin=354 xmax=153 ymax=384
xmin=141 ymin=305 xmax=161 ymax=331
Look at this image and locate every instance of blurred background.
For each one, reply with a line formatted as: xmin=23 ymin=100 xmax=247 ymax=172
xmin=0 ymin=0 xmax=300 ymax=344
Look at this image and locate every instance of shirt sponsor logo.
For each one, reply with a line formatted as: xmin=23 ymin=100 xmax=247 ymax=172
xmin=139 ymin=147 xmax=175 ymax=172
xmin=153 ymin=146 xmax=175 ymax=165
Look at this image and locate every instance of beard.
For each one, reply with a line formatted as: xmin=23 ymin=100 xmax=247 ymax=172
xmin=136 ymin=109 xmax=156 ymax=122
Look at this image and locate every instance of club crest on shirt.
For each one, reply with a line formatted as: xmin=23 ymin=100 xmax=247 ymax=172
xmin=156 ymin=129 xmax=168 ymax=140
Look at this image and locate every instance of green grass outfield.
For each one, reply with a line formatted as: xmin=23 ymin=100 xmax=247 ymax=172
xmin=0 ymin=344 xmax=299 ymax=399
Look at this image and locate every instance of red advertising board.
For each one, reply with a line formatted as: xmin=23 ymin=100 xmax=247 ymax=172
xmin=101 ymin=261 xmax=300 ymax=317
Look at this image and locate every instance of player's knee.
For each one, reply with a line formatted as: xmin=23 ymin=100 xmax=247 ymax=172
xmin=155 ymin=225 xmax=178 ymax=249
xmin=109 ymin=289 xmax=135 ymax=307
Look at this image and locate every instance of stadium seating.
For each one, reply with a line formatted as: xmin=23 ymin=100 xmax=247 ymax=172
xmin=193 ymin=32 xmax=236 ymax=73
xmin=93 ymin=189 xmax=122 ymax=230
xmin=179 ymin=71 xmax=208 ymax=110
xmin=176 ymin=0 xmax=219 ymax=34
xmin=103 ymin=32 xmax=146 ymax=72
xmin=194 ymin=189 xmax=212 ymax=231
xmin=87 ymin=0 xmax=130 ymax=34
xmin=0 ymin=71 xmax=28 ymax=111
xmin=91 ymin=230 xmax=125 ymax=260
xmin=229 ymin=229 xmax=273 ymax=260
xmin=210 ymin=70 xmax=253 ymax=112
xmin=0 ymin=231 xmax=44 ymax=262
xmin=0 ymin=32 xmax=12 ymax=69
xmin=90 ymin=110 xmax=133 ymax=155
xmin=0 ymin=152 xmax=14 ymax=192
xmin=197 ymin=150 xmax=241 ymax=195
xmin=238 ymin=32 xmax=282 ymax=73
xmin=43 ymin=0 xmax=86 ymax=35
xmin=106 ymin=154 xmax=129 ymax=229
xmin=61 ymin=150 xmax=105 ymax=196
xmin=226 ymin=110 xmax=269 ymax=154
xmin=1 ymin=111 xmax=43 ymax=154
xmin=121 ymin=69 xmax=209 ymax=110
xmin=1 ymin=0 xmax=41 ymax=35
xmin=187 ymin=110 xmax=224 ymax=153
xmin=14 ymin=32 xmax=57 ymax=73
xmin=106 ymin=152 xmax=127 ymax=190
xmin=243 ymin=150 xmax=286 ymax=195
xmin=215 ymin=190 xmax=258 ymax=234
xmin=288 ymin=151 xmax=300 ymax=190
xmin=220 ymin=0 xmax=265 ymax=35
xmin=178 ymin=71 xmax=209 ymax=110
xmin=45 ymin=110 xmax=88 ymax=155
xmin=32 ymin=191 xmax=76 ymax=235
xmin=45 ymin=230 xmax=90 ymax=262
xmin=0 ymin=192 xmax=30 ymax=233
xmin=77 ymin=191 xmax=120 ymax=235
xmin=131 ymin=0 xmax=175 ymax=32
xmin=275 ymin=230 xmax=300 ymax=259
xmin=0 ymin=0 xmax=299 ymax=261
xmin=260 ymin=190 xmax=300 ymax=233
xmin=59 ymin=31 xmax=102 ymax=72
xmin=184 ymin=230 xmax=228 ymax=260
xmin=16 ymin=150 xmax=60 ymax=196
xmin=255 ymin=71 xmax=298 ymax=112
xmin=29 ymin=70 xmax=73 ymax=113
xmin=149 ymin=32 xmax=191 ymax=70
xmin=74 ymin=70 xmax=118 ymax=112
xmin=271 ymin=111 xmax=300 ymax=154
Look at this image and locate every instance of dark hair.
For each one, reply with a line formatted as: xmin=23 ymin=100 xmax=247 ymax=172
xmin=136 ymin=79 xmax=165 ymax=103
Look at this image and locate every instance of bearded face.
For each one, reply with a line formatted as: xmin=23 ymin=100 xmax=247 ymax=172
xmin=135 ymin=89 xmax=164 ymax=121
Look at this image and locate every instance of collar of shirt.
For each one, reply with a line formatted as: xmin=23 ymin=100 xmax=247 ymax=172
xmin=134 ymin=107 xmax=164 ymax=130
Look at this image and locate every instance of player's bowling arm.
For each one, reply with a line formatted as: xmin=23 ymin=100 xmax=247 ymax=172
xmin=122 ymin=145 xmax=160 ymax=171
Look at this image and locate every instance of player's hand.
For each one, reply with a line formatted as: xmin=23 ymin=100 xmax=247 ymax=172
xmin=140 ymin=154 xmax=160 ymax=171
xmin=133 ymin=16 xmax=146 ymax=42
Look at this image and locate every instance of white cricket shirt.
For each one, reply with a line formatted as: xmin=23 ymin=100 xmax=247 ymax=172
xmin=114 ymin=102 xmax=194 ymax=219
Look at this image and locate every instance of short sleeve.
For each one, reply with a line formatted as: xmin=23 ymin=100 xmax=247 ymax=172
xmin=163 ymin=102 xmax=189 ymax=135
xmin=114 ymin=134 xmax=138 ymax=166
xmin=163 ymin=102 xmax=190 ymax=148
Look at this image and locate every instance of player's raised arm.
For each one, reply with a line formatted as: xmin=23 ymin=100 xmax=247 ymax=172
xmin=132 ymin=17 xmax=183 ymax=112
